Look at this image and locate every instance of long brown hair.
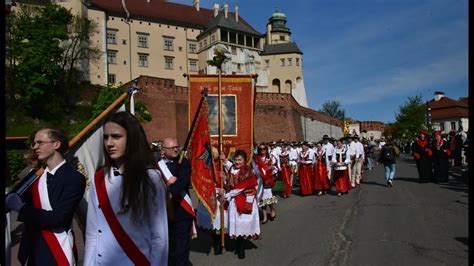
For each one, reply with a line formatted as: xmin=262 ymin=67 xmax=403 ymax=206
xmin=103 ymin=112 xmax=156 ymax=223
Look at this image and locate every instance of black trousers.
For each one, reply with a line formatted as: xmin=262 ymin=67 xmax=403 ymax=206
xmin=169 ymin=218 xmax=193 ymax=266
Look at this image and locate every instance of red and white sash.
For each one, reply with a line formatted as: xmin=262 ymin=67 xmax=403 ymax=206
xmin=32 ymin=171 xmax=76 ymax=266
xmin=157 ymin=160 xmax=197 ymax=238
xmin=94 ymin=168 xmax=151 ymax=265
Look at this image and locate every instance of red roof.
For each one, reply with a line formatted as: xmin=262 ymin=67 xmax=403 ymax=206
xmin=90 ymin=0 xmax=257 ymax=32
xmin=427 ymin=96 xmax=468 ymax=120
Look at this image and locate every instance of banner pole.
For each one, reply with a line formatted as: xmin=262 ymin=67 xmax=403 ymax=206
xmin=218 ymin=69 xmax=225 ymax=248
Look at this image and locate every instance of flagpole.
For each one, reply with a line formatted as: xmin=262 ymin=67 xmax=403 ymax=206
xmin=217 ymin=68 xmax=226 ymax=248
xmin=179 ymin=87 xmax=208 ymax=164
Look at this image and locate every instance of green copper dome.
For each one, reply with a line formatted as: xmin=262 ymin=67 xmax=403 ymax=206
xmin=270 ymin=10 xmax=287 ymax=21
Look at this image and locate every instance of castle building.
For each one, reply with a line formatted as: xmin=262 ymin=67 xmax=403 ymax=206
xmin=55 ymin=0 xmax=309 ymax=107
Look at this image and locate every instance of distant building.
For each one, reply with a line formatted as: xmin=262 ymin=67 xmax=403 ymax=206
xmin=348 ymin=120 xmax=385 ymax=140
xmin=427 ymin=91 xmax=469 ymax=134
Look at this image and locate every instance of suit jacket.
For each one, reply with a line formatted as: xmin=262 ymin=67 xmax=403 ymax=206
xmin=166 ymin=157 xmax=194 ymax=222
xmin=18 ymin=162 xmax=86 ymax=265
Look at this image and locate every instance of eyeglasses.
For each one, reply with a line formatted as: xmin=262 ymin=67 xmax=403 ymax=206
xmin=258 ymin=147 xmax=266 ymax=151
xmin=163 ymin=146 xmax=179 ymax=150
xmin=31 ymin=140 xmax=56 ymax=148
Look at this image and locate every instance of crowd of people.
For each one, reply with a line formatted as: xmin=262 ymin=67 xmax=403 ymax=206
xmin=6 ymin=113 xmax=469 ymax=265
xmin=411 ymin=129 xmax=469 ymax=183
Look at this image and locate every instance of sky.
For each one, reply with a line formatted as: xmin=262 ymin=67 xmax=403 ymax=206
xmin=171 ymin=0 xmax=468 ymax=123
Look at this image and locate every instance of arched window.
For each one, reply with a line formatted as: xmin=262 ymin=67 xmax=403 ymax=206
xmin=285 ymin=80 xmax=292 ymax=93
xmin=272 ymin=78 xmax=281 ymax=93
xmin=296 ymin=77 xmax=302 ymax=84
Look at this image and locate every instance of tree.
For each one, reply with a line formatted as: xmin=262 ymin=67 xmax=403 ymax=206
xmin=391 ymin=94 xmax=429 ymax=140
xmin=6 ymin=3 xmax=99 ymax=120
xmin=319 ymin=100 xmax=346 ymax=120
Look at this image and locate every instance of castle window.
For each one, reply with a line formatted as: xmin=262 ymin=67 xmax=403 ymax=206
xmin=285 ymin=80 xmax=292 ymax=92
xmin=280 ymin=35 xmax=285 ymax=41
xmin=280 ymin=58 xmax=285 ymax=67
xmin=188 ymin=41 xmax=197 ymax=53
xmin=296 ymin=58 xmax=300 ymax=66
xmin=107 ymin=73 xmax=116 ymax=85
xmin=138 ymin=53 xmax=148 ymax=67
xmin=137 ymin=33 xmax=149 ymax=48
xmin=106 ymin=29 xmax=118 ymax=44
xmin=221 ymin=30 xmax=229 ymax=42
xmin=287 ymin=58 xmax=292 ymax=66
xmin=272 ymin=79 xmax=281 ymax=93
xmin=165 ymin=56 xmax=174 ymax=70
xmin=189 ymin=60 xmax=198 ymax=72
xmin=107 ymin=50 xmax=117 ymax=64
xmin=163 ymin=37 xmax=174 ymax=51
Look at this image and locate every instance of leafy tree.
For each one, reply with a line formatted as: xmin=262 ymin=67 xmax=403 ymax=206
xmin=7 ymin=3 xmax=99 ymax=120
xmin=391 ymin=94 xmax=429 ymax=140
xmin=319 ymin=100 xmax=346 ymax=120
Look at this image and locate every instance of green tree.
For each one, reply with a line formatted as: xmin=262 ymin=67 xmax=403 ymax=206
xmin=391 ymin=94 xmax=429 ymax=140
xmin=7 ymin=3 xmax=99 ymax=120
xmin=319 ymin=100 xmax=346 ymax=120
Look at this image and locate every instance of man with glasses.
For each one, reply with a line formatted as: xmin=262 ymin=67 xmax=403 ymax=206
xmin=158 ymin=137 xmax=194 ymax=266
xmin=6 ymin=128 xmax=86 ymax=265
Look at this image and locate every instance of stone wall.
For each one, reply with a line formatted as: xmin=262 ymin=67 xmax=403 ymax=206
xmin=130 ymin=76 xmax=343 ymax=145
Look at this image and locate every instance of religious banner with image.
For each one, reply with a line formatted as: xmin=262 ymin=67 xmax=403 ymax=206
xmin=188 ymin=75 xmax=255 ymax=162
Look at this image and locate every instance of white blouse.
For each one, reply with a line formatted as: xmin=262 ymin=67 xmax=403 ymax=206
xmin=84 ymin=168 xmax=168 ymax=266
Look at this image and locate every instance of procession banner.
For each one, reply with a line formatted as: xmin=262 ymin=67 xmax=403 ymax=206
xmin=186 ymin=98 xmax=217 ymax=220
xmin=188 ymin=75 xmax=255 ymax=162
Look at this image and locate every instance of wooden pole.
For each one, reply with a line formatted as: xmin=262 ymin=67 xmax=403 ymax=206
xmin=218 ymin=69 xmax=225 ymax=248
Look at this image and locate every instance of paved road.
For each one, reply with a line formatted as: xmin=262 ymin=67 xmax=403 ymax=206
xmin=189 ymin=154 xmax=468 ymax=266
xmin=7 ymin=154 xmax=468 ymax=265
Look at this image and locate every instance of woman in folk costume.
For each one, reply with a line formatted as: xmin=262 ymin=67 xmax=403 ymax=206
xmin=412 ymin=130 xmax=433 ymax=183
xmin=431 ymin=131 xmax=451 ymax=183
xmin=332 ymin=139 xmax=352 ymax=196
xmin=253 ymin=143 xmax=278 ymax=223
xmin=219 ymin=149 xmax=260 ymax=259
xmin=298 ymin=142 xmax=315 ymax=196
xmin=314 ymin=142 xmax=331 ymax=196
xmin=84 ymin=112 xmax=168 ymax=266
xmin=196 ymin=147 xmax=228 ymax=255
xmin=279 ymin=143 xmax=293 ymax=198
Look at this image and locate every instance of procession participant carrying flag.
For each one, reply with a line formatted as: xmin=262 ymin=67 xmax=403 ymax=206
xmin=6 ymin=128 xmax=86 ymax=266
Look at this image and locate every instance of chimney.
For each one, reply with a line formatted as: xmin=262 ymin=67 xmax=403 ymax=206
xmin=235 ymin=5 xmax=239 ymax=22
xmin=213 ymin=3 xmax=219 ymax=17
xmin=224 ymin=3 xmax=228 ymax=18
xmin=193 ymin=0 xmax=200 ymax=11
xmin=434 ymin=91 xmax=445 ymax=101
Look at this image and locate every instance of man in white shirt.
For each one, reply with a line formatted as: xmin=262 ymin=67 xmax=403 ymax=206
xmin=354 ymin=136 xmax=365 ymax=184
xmin=322 ymin=135 xmax=335 ymax=180
xmin=347 ymin=135 xmax=361 ymax=188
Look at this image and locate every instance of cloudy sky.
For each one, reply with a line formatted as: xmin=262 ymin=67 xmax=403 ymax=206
xmin=172 ymin=0 xmax=468 ymax=123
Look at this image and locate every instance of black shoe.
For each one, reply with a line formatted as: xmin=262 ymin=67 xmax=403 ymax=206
xmin=212 ymin=234 xmax=223 ymax=255
xmin=214 ymin=243 xmax=222 ymax=255
xmin=237 ymin=238 xmax=245 ymax=259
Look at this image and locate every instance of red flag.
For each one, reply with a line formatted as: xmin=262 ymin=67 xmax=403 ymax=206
xmin=187 ymin=98 xmax=218 ymax=220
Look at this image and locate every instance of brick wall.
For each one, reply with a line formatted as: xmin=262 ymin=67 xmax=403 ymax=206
xmin=130 ymin=76 xmax=343 ymax=145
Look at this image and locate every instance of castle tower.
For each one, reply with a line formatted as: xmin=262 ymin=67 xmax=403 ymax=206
xmin=261 ymin=9 xmax=308 ymax=107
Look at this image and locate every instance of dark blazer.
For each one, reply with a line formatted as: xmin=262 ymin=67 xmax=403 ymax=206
xmin=167 ymin=157 xmax=194 ymax=221
xmin=17 ymin=162 xmax=86 ymax=266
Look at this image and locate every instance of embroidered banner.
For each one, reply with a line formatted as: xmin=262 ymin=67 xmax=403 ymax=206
xmin=188 ymin=75 xmax=255 ymax=162
xmin=185 ymin=98 xmax=217 ymax=220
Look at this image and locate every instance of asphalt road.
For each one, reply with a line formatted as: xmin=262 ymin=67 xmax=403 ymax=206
xmin=6 ymin=154 xmax=468 ymax=266
xmin=189 ymin=154 xmax=468 ymax=266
